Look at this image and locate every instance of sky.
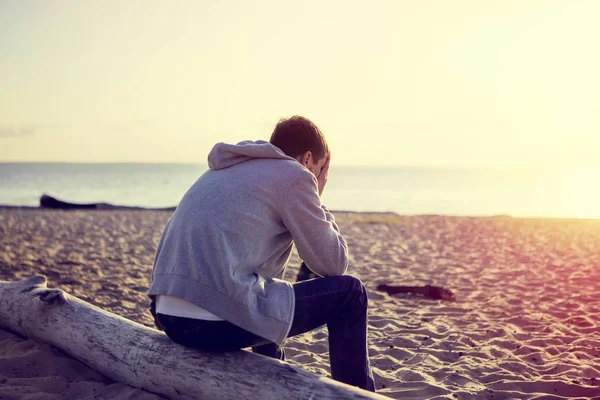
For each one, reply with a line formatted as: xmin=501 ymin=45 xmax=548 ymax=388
xmin=1 ymin=0 xmax=599 ymax=167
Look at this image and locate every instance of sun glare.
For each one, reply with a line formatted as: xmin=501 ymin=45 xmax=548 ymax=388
xmin=555 ymin=168 xmax=600 ymax=219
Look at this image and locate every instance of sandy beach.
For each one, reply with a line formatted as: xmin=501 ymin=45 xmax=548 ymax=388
xmin=1 ymin=208 xmax=599 ymax=399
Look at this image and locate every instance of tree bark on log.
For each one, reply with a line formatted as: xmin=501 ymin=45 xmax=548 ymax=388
xmin=0 ymin=276 xmax=389 ymax=400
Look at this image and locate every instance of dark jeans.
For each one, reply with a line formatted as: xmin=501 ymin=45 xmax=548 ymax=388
xmin=157 ymin=273 xmax=375 ymax=392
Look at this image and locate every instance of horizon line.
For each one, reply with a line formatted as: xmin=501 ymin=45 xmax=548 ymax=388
xmin=1 ymin=160 xmax=599 ymax=170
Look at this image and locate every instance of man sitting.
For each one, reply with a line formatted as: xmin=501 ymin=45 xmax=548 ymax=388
xmin=148 ymin=116 xmax=375 ymax=391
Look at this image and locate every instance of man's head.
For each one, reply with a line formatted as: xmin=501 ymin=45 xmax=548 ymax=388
xmin=269 ymin=115 xmax=330 ymax=176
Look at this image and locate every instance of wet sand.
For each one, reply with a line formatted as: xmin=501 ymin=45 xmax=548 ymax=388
xmin=1 ymin=209 xmax=599 ymax=399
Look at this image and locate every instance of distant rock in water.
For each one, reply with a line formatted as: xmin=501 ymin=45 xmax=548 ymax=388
xmin=39 ymin=194 xmax=176 ymax=211
xmin=40 ymin=194 xmax=99 ymax=209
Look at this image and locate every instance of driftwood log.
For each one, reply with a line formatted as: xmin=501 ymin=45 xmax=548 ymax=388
xmin=0 ymin=276 xmax=389 ymax=400
xmin=376 ymin=284 xmax=456 ymax=301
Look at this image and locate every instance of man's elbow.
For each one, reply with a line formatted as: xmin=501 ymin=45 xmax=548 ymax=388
xmin=319 ymin=255 xmax=348 ymax=277
xmin=337 ymin=254 xmax=349 ymax=275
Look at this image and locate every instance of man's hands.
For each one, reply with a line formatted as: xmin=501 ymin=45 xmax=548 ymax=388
xmin=317 ymin=156 xmax=330 ymax=196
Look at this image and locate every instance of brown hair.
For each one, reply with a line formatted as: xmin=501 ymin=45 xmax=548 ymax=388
xmin=269 ymin=116 xmax=329 ymax=161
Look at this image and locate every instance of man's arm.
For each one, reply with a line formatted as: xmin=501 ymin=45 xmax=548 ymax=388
xmin=281 ymin=173 xmax=348 ymax=277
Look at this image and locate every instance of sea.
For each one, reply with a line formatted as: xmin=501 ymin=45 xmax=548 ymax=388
xmin=1 ymin=163 xmax=599 ymax=219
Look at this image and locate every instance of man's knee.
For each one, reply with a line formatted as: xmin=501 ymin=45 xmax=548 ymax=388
xmin=340 ymin=275 xmax=368 ymax=308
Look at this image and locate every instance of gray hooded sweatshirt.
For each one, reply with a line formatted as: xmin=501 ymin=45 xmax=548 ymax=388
xmin=148 ymin=140 xmax=348 ymax=345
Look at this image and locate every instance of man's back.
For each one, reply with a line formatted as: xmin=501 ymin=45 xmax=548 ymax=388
xmin=161 ymin=156 xmax=304 ymax=287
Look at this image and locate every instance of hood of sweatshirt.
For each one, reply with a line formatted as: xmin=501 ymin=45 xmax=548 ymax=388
xmin=207 ymin=140 xmax=295 ymax=170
